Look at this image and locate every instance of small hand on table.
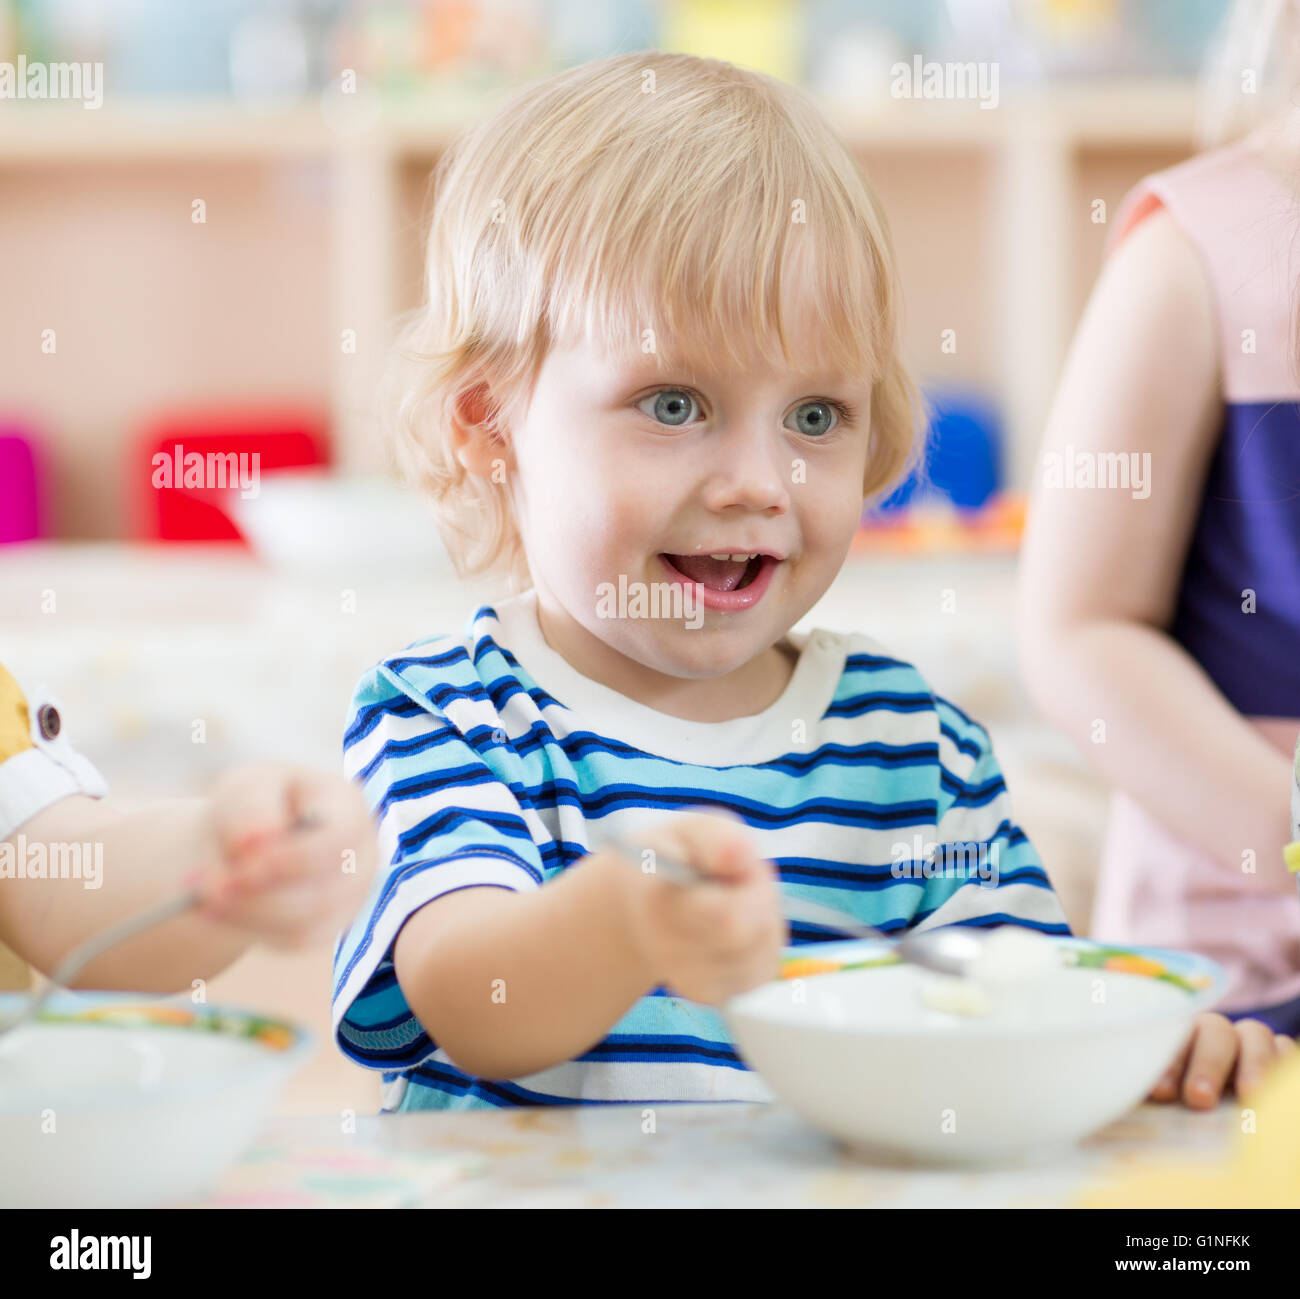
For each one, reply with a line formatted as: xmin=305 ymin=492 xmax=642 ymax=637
xmin=1149 ymin=1011 xmax=1297 ymax=1108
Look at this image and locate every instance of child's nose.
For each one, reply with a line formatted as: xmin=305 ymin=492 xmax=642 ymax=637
xmin=699 ymin=422 xmax=792 ymax=514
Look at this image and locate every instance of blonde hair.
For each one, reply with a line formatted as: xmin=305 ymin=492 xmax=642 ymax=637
xmin=385 ymin=50 xmax=921 ymax=591
xmin=1199 ymin=0 xmax=1300 ymax=147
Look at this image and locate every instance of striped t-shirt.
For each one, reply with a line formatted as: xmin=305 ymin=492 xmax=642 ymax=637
xmin=332 ymin=589 xmax=1069 ymax=1111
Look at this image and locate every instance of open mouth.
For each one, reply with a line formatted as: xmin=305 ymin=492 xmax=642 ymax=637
xmin=659 ymin=553 xmax=768 ymax=592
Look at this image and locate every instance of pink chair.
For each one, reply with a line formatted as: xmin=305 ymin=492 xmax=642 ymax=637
xmin=0 ymin=426 xmax=42 ymax=543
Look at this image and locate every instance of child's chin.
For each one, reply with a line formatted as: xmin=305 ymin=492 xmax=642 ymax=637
xmin=638 ymin=630 xmax=771 ymax=679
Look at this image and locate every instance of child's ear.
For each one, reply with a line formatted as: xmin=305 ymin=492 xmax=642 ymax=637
xmin=450 ymin=380 xmax=512 ymax=477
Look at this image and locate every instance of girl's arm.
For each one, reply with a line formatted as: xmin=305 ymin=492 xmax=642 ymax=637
xmin=0 ymin=795 xmax=254 ymax=991
xmin=1017 ymin=207 xmax=1294 ymax=885
xmin=0 ymin=765 xmax=376 ymax=992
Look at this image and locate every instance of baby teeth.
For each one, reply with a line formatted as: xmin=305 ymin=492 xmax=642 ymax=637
xmin=708 ymin=553 xmax=757 ymax=561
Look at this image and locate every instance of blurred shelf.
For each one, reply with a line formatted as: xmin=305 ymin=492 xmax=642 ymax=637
xmin=0 ymin=80 xmax=1198 ymax=163
xmin=854 ymin=494 xmax=1026 ymax=555
xmin=0 ymin=100 xmax=335 ymax=162
xmin=820 ymin=79 xmax=1199 ymax=150
xmin=0 ymin=79 xmax=1201 ymax=505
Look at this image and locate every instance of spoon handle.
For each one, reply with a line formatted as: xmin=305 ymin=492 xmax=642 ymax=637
xmin=7 ymin=887 xmax=204 ymax=1034
xmin=3 ymin=811 xmax=322 ymax=1035
xmin=47 ymin=887 xmax=205 ymax=991
xmin=777 ymin=895 xmax=887 ymax=944
xmin=602 ymin=831 xmax=887 ymax=944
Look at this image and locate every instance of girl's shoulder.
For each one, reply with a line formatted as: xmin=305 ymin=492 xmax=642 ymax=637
xmin=1112 ymin=140 xmax=1293 ymax=254
xmin=1110 ymin=139 xmax=1300 ymax=398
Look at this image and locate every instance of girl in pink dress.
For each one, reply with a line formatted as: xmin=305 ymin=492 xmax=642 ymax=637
xmin=1020 ymin=7 xmax=1300 ymax=1067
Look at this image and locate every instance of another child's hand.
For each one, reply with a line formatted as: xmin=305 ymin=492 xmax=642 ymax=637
xmin=618 ymin=809 xmax=784 ymax=1007
xmin=1148 ymin=1011 xmax=1297 ymax=1108
xmin=192 ymin=763 xmax=377 ymax=949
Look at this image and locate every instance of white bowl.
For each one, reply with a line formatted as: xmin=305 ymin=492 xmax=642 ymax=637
xmin=226 ymin=470 xmax=453 ymax=576
xmin=0 ymin=993 xmax=311 ymax=1208
xmin=724 ymin=937 xmax=1225 ymax=1166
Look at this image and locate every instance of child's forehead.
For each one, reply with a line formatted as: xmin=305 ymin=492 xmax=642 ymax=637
xmin=565 ymin=329 xmax=864 ymax=388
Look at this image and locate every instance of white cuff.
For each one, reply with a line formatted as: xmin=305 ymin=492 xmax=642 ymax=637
xmin=0 ymin=686 xmax=108 ymax=841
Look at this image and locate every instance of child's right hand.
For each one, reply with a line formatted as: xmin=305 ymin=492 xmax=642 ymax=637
xmin=616 ymin=810 xmax=785 ymax=1006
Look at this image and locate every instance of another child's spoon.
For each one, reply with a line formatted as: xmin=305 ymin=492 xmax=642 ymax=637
xmin=0 ymin=887 xmax=203 ymax=1038
xmin=0 ymin=812 xmax=320 ymax=1039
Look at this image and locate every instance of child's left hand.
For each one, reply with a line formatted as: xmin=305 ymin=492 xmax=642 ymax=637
xmin=1149 ymin=1011 xmax=1297 ymax=1108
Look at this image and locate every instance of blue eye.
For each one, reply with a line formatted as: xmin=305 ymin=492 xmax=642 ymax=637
xmin=638 ymin=390 xmax=698 ymax=427
xmin=786 ymin=401 xmax=837 ymax=437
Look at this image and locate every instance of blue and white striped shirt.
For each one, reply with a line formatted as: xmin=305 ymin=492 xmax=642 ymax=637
xmin=332 ymin=589 xmax=1070 ymax=1111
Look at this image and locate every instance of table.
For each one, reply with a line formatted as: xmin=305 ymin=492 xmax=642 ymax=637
xmin=218 ymin=1099 xmax=1236 ymax=1209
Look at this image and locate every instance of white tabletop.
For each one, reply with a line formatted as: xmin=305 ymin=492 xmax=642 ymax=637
xmin=236 ymin=1099 xmax=1234 ymax=1209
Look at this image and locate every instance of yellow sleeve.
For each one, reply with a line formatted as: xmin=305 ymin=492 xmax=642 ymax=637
xmin=0 ymin=662 xmax=34 ymax=764
xmin=0 ymin=663 xmax=34 ymax=988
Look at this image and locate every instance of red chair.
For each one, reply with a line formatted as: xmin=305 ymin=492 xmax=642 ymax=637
xmin=133 ymin=407 xmax=329 ymax=542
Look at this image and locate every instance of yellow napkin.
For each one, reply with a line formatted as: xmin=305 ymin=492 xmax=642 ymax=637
xmin=1078 ymin=1048 xmax=1300 ymax=1208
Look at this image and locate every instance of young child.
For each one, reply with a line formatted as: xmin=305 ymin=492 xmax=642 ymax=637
xmin=333 ymin=50 xmax=1292 ymax=1113
xmin=1018 ymin=0 xmax=1300 ymax=1040
xmin=0 ymin=660 xmax=376 ymax=991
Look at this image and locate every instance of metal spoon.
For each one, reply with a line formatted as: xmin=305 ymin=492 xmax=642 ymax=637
xmin=0 ymin=887 xmax=205 ymax=1038
xmin=0 ymin=811 xmax=321 ymax=1038
xmin=602 ymin=830 xmax=988 ymax=978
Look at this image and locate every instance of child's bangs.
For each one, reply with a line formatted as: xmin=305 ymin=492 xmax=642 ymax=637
xmin=544 ymin=145 xmax=890 ymax=384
